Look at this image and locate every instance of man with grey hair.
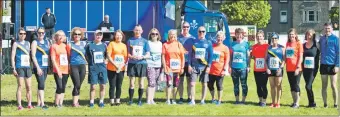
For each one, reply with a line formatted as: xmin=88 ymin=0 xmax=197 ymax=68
xmin=97 ymin=15 xmax=113 ymax=42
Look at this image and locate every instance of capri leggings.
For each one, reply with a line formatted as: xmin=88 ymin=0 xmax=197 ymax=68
xmin=33 ymin=68 xmax=48 ymax=90
xmin=70 ymin=64 xmax=86 ymax=96
xmin=208 ymin=74 xmax=224 ymax=91
xmin=53 ymin=73 xmax=69 ymax=94
xmin=147 ymin=67 xmax=161 ymax=88
xmin=287 ymin=72 xmax=301 ymax=92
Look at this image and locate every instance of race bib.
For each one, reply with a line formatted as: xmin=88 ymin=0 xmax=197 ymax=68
xmin=195 ymin=48 xmax=206 ymax=59
xmin=255 ymin=58 xmax=265 ymax=69
xmin=269 ymin=57 xmax=279 ymax=69
xmin=42 ymin=55 xmax=48 ymax=66
xmin=21 ymin=55 xmax=30 ymax=66
xmin=232 ymin=52 xmax=243 ymax=63
xmin=93 ymin=52 xmax=104 ymax=63
xmin=152 ymin=53 xmax=161 ymax=62
xmin=286 ymin=47 xmax=294 ymax=58
xmin=60 ymin=54 xmax=68 ymax=66
xmin=114 ymin=55 xmax=124 ymax=64
xmin=132 ymin=46 xmax=143 ymax=57
xmin=304 ymin=57 xmax=314 ymax=68
xmin=212 ymin=51 xmax=221 ymax=62
xmin=170 ymin=59 xmax=180 ymax=69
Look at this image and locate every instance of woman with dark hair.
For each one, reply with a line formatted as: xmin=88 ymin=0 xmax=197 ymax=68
xmin=146 ymin=28 xmax=162 ymax=104
xmin=302 ymin=29 xmax=320 ymax=108
xmin=285 ymin=28 xmax=303 ymax=108
xmin=107 ymin=30 xmax=128 ymax=106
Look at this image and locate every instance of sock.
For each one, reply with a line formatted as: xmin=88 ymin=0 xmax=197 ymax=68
xmin=129 ymin=89 xmax=134 ymax=102
xmin=138 ymin=88 xmax=144 ymax=102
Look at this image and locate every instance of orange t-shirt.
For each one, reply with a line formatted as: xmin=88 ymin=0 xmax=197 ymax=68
xmin=162 ymin=41 xmax=185 ymax=73
xmin=251 ymin=43 xmax=269 ymax=72
xmin=209 ymin=44 xmax=229 ymax=76
xmin=107 ymin=41 xmax=128 ymax=71
xmin=286 ymin=41 xmax=303 ymax=72
xmin=50 ymin=43 xmax=69 ymax=74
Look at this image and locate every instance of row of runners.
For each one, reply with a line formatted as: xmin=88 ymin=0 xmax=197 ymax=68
xmin=11 ymin=22 xmax=338 ymax=110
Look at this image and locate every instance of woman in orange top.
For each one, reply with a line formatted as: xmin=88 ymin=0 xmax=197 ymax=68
xmin=251 ymin=30 xmax=269 ymax=107
xmin=162 ymin=29 xmax=185 ymax=104
xmin=285 ymin=28 xmax=303 ymax=108
xmin=50 ymin=30 xmax=69 ymax=108
xmin=107 ymin=30 xmax=128 ymax=106
xmin=208 ymin=31 xmax=229 ymax=105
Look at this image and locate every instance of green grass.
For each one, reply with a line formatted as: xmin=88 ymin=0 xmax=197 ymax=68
xmin=1 ymin=60 xmax=339 ymax=116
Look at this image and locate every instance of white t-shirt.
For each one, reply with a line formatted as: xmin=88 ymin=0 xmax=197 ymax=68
xmin=147 ymin=41 xmax=162 ymax=68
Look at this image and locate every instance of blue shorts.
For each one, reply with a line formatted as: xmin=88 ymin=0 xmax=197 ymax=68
xmin=88 ymin=66 xmax=108 ymax=85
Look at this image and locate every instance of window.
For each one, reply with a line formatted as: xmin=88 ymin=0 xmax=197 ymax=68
xmin=303 ymin=10 xmax=319 ymax=23
xmin=213 ymin=0 xmax=221 ymax=3
xmin=280 ymin=0 xmax=288 ymax=2
xmin=280 ymin=10 xmax=287 ymax=23
xmin=304 ymin=0 xmax=318 ymax=2
xmin=204 ymin=16 xmax=221 ymax=33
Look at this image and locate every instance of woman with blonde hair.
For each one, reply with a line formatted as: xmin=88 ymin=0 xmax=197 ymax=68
xmin=50 ymin=30 xmax=69 ymax=108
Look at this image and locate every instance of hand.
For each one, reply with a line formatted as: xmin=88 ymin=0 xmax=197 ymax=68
xmin=164 ymin=66 xmax=170 ymax=75
xmin=188 ymin=66 xmax=193 ymax=73
xmin=247 ymin=67 xmax=250 ymax=73
xmin=294 ymin=69 xmax=300 ymax=76
xmin=205 ymin=67 xmax=210 ymax=73
xmin=116 ymin=68 xmax=121 ymax=73
xmin=180 ymin=68 xmax=184 ymax=75
xmin=334 ymin=67 xmax=339 ymax=73
xmin=276 ymin=68 xmax=282 ymax=76
xmin=13 ymin=69 xmax=18 ymax=76
xmin=130 ymin=56 xmax=136 ymax=60
xmin=228 ymin=67 xmax=232 ymax=74
xmin=37 ymin=68 xmax=43 ymax=76
xmin=136 ymin=56 xmax=143 ymax=60
xmin=266 ymin=69 xmax=271 ymax=75
xmin=221 ymin=70 xmax=226 ymax=76
xmin=57 ymin=70 xmax=62 ymax=79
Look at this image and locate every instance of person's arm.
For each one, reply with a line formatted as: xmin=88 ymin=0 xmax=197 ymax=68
xmin=97 ymin=21 xmax=103 ymax=30
xmin=41 ymin=14 xmax=45 ymax=26
xmin=31 ymin=41 xmax=40 ymax=70
xmin=162 ymin=44 xmax=168 ymax=74
xmin=222 ymin=47 xmax=230 ymax=74
xmin=180 ymin=44 xmax=185 ymax=70
xmin=50 ymin=45 xmax=60 ymax=73
xmin=11 ymin=42 xmax=17 ymax=71
xmin=335 ymin=37 xmax=339 ymax=67
xmin=296 ymin=43 xmax=304 ymax=70
xmin=106 ymin=43 xmax=118 ymax=69
xmin=53 ymin=14 xmax=57 ymax=26
xmin=123 ymin=44 xmax=128 ymax=67
xmin=281 ymin=47 xmax=286 ymax=69
xmin=143 ymin=40 xmax=151 ymax=59
xmin=207 ymin=42 xmax=213 ymax=68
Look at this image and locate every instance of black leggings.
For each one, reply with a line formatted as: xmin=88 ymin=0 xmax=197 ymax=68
xmin=208 ymin=74 xmax=224 ymax=91
xmin=108 ymin=70 xmax=125 ymax=99
xmin=53 ymin=73 xmax=69 ymax=94
xmin=70 ymin=65 xmax=86 ymax=96
xmin=287 ymin=72 xmax=301 ymax=92
xmin=303 ymin=68 xmax=317 ymax=104
xmin=33 ymin=68 xmax=48 ymax=90
xmin=254 ymin=72 xmax=268 ymax=99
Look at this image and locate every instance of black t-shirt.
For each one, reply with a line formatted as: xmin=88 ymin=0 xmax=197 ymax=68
xmin=303 ymin=41 xmax=320 ymax=70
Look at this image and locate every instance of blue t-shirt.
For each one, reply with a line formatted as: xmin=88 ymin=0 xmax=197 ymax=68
xmin=267 ymin=45 xmax=284 ymax=70
xmin=15 ymin=41 xmax=31 ymax=68
xmin=70 ymin=42 xmax=87 ymax=65
xmin=190 ymin=38 xmax=213 ymax=70
xmin=34 ymin=39 xmax=50 ymax=68
xmin=231 ymin=41 xmax=249 ymax=69
xmin=85 ymin=42 xmax=107 ymax=72
xmin=319 ymin=34 xmax=339 ymax=67
xmin=178 ymin=34 xmax=195 ymax=66
xmin=126 ymin=37 xmax=151 ymax=64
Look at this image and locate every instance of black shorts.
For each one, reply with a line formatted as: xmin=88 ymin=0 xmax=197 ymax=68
xmin=269 ymin=69 xmax=283 ymax=77
xmin=16 ymin=68 xmax=32 ymax=78
xmin=320 ymin=64 xmax=336 ymax=75
xmin=127 ymin=63 xmax=147 ymax=77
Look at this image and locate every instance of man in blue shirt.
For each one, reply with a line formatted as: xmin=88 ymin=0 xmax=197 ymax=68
xmin=319 ymin=23 xmax=339 ymax=108
xmin=126 ymin=25 xmax=151 ymax=106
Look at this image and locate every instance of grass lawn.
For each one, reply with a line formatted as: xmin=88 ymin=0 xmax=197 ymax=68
xmin=1 ymin=60 xmax=339 ymax=116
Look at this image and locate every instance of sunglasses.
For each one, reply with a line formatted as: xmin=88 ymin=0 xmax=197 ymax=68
xmin=38 ymin=32 xmax=44 ymax=34
xmin=74 ymin=33 xmax=81 ymax=36
xmin=198 ymin=30 xmax=206 ymax=33
xmin=96 ymin=33 xmax=103 ymax=36
xmin=183 ymin=26 xmax=189 ymax=28
xmin=151 ymin=33 xmax=158 ymax=35
xmin=272 ymin=38 xmax=278 ymax=39
xmin=19 ymin=33 xmax=26 ymax=35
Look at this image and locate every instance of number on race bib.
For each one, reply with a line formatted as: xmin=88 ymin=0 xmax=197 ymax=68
xmin=114 ymin=55 xmax=124 ymax=64
xmin=21 ymin=55 xmax=30 ymax=66
xmin=152 ymin=53 xmax=161 ymax=61
xmin=132 ymin=46 xmax=143 ymax=57
xmin=212 ymin=51 xmax=221 ymax=62
xmin=195 ymin=48 xmax=206 ymax=59
xmin=255 ymin=58 xmax=265 ymax=69
xmin=286 ymin=47 xmax=294 ymax=58
xmin=42 ymin=55 xmax=48 ymax=66
xmin=170 ymin=59 xmax=180 ymax=69
xmin=93 ymin=52 xmax=104 ymax=63
xmin=304 ymin=57 xmax=314 ymax=68
xmin=232 ymin=52 xmax=243 ymax=63
xmin=269 ymin=57 xmax=279 ymax=69
xmin=60 ymin=54 xmax=68 ymax=65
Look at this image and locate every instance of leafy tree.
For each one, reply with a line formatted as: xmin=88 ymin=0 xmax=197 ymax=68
xmin=220 ymin=1 xmax=271 ymax=28
xmin=329 ymin=7 xmax=339 ymax=23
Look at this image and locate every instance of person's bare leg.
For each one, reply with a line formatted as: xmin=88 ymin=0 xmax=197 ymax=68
xmin=321 ymin=75 xmax=329 ymax=106
xmin=269 ymin=77 xmax=275 ymax=104
xmin=24 ymin=77 xmax=32 ymax=106
xmin=90 ymin=85 xmax=96 ymax=104
xmin=100 ymin=84 xmax=105 ymax=103
xmin=16 ymin=77 xmax=24 ymax=107
xmin=277 ymin=77 xmax=283 ymax=105
xmin=330 ymin=75 xmax=338 ymax=106
xmin=201 ymin=82 xmax=208 ymax=103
